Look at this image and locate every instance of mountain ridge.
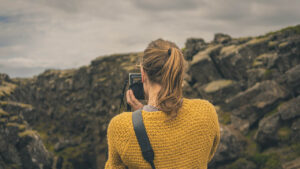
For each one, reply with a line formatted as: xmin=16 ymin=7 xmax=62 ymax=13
xmin=0 ymin=24 xmax=300 ymax=169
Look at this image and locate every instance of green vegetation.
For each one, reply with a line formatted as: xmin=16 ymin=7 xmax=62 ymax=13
xmin=0 ymin=108 xmax=9 ymax=117
xmin=219 ymin=112 xmax=231 ymax=124
xmin=220 ymin=45 xmax=239 ymax=56
xmin=268 ymin=41 xmax=278 ymax=48
xmin=56 ymin=142 xmax=89 ymax=169
xmin=249 ymin=153 xmax=281 ymax=169
xmin=265 ymin=25 xmax=300 ymax=37
xmin=181 ymin=47 xmax=186 ymax=53
xmin=0 ymin=81 xmax=17 ymax=97
xmin=6 ymin=164 xmax=22 ymax=169
xmin=17 ymin=124 xmax=26 ymax=131
xmin=34 ymin=122 xmax=61 ymax=152
xmin=247 ymin=36 xmax=270 ymax=46
xmin=37 ymin=130 xmax=55 ymax=152
xmin=97 ymin=77 xmax=107 ymax=82
xmin=291 ymin=143 xmax=300 ymax=156
xmin=0 ymin=118 xmax=7 ymax=123
xmin=6 ymin=122 xmax=26 ymax=131
xmin=225 ymin=158 xmax=255 ymax=169
xmin=264 ymin=107 xmax=278 ymax=118
xmin=9 ymin=115 xmax=19 ymax=122
xmin=18 ymin=130 xmax=38 ymax=138
xmin=264 ymin=154 xmax=282 ymax=169
xmin=252 ymin=60 xmax=264 ymax=67
xmin=245 ymin=128 xmax=260 ymax=155
xmin=264 ymin=69 xmax=274 ymax=78
xmin=264 ymin=101 xmax=285 ymax=118
xmin=277 ymin=126 xmax=292 ymax=142
xmin=278 ymin=42 xmax=288 ymax=48
xmin=34 ymin=122 xmax=90 ymax=169
xmin=0 ymin=101 xmax=33 ymax=109
xmin=243 ymin=128 xmax=283 ymax=168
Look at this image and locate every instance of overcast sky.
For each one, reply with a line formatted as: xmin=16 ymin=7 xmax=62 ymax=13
xmin=0 ymin=0 xmax=299 ymax=78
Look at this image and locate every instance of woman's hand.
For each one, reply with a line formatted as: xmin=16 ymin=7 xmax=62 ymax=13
xmin=126 ymin=89 xmax=144 ymax=111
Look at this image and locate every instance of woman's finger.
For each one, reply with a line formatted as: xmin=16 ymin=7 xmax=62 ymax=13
xmin=128 ymin=90 xmax=136 ymax=105
xmin=126 ymin=90 xmax=132 ymax=105
xmin=126 ymin=89 xmax=143 ymax=111
xmin=129 ymin=90 xmax=139 ymax=105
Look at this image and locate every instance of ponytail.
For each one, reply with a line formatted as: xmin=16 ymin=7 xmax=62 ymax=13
xmin=142 ymin=39 xmax=186 ymax=121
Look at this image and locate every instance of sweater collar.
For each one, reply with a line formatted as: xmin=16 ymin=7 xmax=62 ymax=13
xmin=142 ymin=98 xmax=184 ymax=112
xmin=142 ymin=105 xmax=159 ymax=112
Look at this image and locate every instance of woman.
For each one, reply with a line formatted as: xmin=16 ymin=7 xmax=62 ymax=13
xmin=105 ymin=38 xmax=220 ymax=169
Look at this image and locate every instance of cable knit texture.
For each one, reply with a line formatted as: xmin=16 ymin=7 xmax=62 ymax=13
xmin=105 ymin=98 xmax=220 ymax=169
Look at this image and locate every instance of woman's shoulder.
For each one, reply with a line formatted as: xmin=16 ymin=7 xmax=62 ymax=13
xmin=184 ymin=98 xmax=220 ymax=130
xmin=183 ymin=98 xmax=218 ymax=118
xmin=108 ymin=111 xmax=132 ymax=129
xmin=184 ymin=98 xmax=216 ymax=110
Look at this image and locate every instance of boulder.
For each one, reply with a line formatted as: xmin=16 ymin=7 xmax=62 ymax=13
xmin=251 ymin=53 xmax=278 ymax=69
xmin=188 ymin=45 xmax=223 ymax=85
xmin=291 ymin=118 xmax=300 ymax=142
xmin=18 ymin=130 xmax=53 ymax=169
xmin=275 ymin=39 xmax=300 ymax=73
xmin=0 ymin=73 xmax=10 ymax=82
xmin=286 ymin=64 xmax=300 ymax=95
xmin=226 ymin=80 xmax=289 ymax=133
xmin=226 ymin=80 xmax=288 ymax=110
xmin=255 ymin=96 xmax=300 ymax=146
xmin=183 ymin=38 xmax=207 ymax=61
xmin=246 ymin=68 xmax=268 ymax=87
xmin=282 ymin=157 xmax=300 ymax=169
xmin=255 ymin=114 xmax=281 ymax=146
xmin=214 ymin=33 xmax=231 ymax=44
xmin=278 ymin=96 xmax=300 ymax=120
xmin=0 ymin=106 xmax=53 ymax=169
xmin=209 ymin=125 xmax=246 ymax=167
xmin=195 ymin=79 xmax=242 ymax=105
xmin=211 ymin=36 xmax=271 ymax=81
xmin=182 ymin=80 xmax=199 ymax=98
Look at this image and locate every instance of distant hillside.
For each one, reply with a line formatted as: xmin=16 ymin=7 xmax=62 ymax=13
xmin=0 ymin=24 xmax=299 ymax=169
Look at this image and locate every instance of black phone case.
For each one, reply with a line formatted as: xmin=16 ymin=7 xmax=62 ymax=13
xmin=129 ymin=82 xmax=145 ymax=100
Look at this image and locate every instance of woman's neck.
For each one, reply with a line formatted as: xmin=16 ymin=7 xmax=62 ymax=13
xmin=147 ymin=83 xmax=161 ymax=108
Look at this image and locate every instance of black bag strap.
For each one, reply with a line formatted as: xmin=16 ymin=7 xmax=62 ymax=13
xmin=132 ymin=108 xmax=156 ymax=169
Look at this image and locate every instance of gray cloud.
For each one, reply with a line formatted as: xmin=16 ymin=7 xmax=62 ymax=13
xmin=132 ymin=0 xmax=204 ymax=11
xmin=0 ymin=0 xmax=299 ymax=78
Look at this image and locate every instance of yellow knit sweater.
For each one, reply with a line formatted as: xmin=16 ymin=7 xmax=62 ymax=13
xmin=105 ymin=98 xmax=220 ymax=169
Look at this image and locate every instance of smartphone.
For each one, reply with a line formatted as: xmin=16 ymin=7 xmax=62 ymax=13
xmin=128 ymin=73 xmax=145 ymax=100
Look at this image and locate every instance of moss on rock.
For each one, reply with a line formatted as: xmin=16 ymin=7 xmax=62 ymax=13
xmin=9 ymin=115 xmax=19 ymax=122
xmin=278 ymin=42 xmax=289 ymax=48
xmin=219 ymin=112 xmax=231 ymax=125
xmin=0 ymin=81 xmax=17 ymax=97
xmin=278 ymin=126 xmax=292 ymax=142
xmin=18 ymin=130 xmax=38 ymax=138
xmin=249 ymin=152 xmax=282 ymax=169
xmin=225 ymin=158 xmax=256 ymax=169
xmin=204 ymin=80 xmax=233 ymax=93
xmin=0 ymin=108 xmax=9 ymax=117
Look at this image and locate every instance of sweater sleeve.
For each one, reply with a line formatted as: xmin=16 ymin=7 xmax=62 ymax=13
xmin=105 ymin=114 xmax=128 ymax=169
xmin=206 ymin=101 xmax=221 ymax=162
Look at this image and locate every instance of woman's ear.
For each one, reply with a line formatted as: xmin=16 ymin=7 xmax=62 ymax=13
xmin=141 ymin=67 xmax=144 ymax=83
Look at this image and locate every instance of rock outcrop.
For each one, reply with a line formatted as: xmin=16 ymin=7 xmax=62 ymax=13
xmin=1 ymin=24 xmax=300 ymax=169
xmin=0 ymin=100 xmax=53 ymax=169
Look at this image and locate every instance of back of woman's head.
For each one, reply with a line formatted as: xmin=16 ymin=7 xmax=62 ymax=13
xmin=142 ymin=38 xmax=186 ymax=119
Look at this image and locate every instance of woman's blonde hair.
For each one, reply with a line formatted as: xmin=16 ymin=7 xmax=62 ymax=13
xmin=141 ymin=38 xmax=186 ymax=120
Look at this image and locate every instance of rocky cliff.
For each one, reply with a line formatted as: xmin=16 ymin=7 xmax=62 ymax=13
xmin=0 ymin=25 xmax=300 ymax=169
